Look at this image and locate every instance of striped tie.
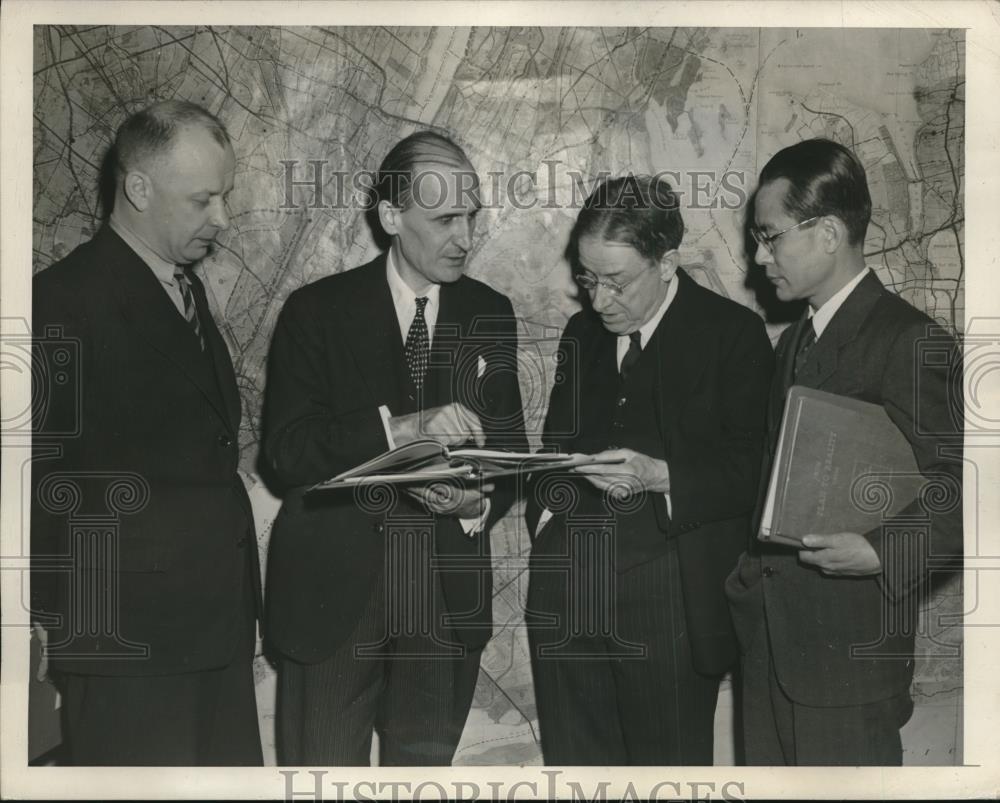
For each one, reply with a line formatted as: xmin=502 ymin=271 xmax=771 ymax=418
xmin=174 ymin=267 xmax=205 ymax=350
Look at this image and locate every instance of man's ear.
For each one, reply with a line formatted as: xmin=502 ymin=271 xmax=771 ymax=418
xmin=819 ymin=215 xmax=848 ymax=254
xmin=377 ymin=200 xmax=401 ymax=236
xmin=122 ymin=170 xmax=153 ymax=213
xmin=658 ymin=249 xmax=680 ymax=283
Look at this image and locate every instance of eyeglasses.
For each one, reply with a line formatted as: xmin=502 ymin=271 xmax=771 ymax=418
xmin=574 ymin=271 xmax=639 ymax=297
xmin=750 ymin=216 xmax=819 ymax=254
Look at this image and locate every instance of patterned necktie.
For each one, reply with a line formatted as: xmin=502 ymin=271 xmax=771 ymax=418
xmin=173 ymin=267 xmax=205 ymax=351
xmin=619 ymin=330 xmax=643 ymax=382
xmin=405 ymin=296 xmax=430 ymax=391
xmin=793 ymin=318 xmax=816 ymax=379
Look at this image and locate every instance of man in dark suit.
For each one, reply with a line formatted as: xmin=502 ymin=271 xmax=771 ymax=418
xmin=725 ymin=138 xmax=964 ymax=765
xmin=31 ymin=100 xmax=262 ymax=765
xmin=262 ymin=131 xmax=527 ymax=766
xmin=525 ymin=175 xmax=774 ymax=764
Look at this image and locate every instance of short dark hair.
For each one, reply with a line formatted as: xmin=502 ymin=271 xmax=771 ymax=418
xmin=114 ymin=100 xmax=230 ymax=180
xmin=370 ymin=130 xmax=473 ymax=209
xmin=567 ymin=174 xmax=684 ymax=270
xmin=758 ymin=138 xmax=871 ymax=246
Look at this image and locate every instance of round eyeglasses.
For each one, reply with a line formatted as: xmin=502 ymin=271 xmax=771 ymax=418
xmin=574 ymin=271 xmax=639 ymax=297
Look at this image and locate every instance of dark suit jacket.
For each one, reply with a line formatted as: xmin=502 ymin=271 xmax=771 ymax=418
xmin=526 ymin=269 xmax=774 ymax=675
xmin=262 ymin=254 xmax=527 ymax=664
xmin=726 ymin=271 xmax=963 ymax=707
xmin=31 ymin=225 xmax=259 ymax=677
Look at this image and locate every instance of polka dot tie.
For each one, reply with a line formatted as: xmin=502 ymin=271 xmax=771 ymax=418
xmin=404 ymin=296 xmax=430 ymax=391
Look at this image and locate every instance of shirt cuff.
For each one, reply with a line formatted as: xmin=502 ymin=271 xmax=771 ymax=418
xmin=460 ymin=498 xmax=491 ymax=536
xmin=378 ymin=405 xmax=396 ymax=450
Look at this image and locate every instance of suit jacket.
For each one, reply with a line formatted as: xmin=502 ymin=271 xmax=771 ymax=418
xmin=262 ymin=254 xmax=527 ymax=664
xmin=726 ymin=270 xmax=964 ymax=707
xmin=526 ymin=269 xmax=774 ymax=675
xmin=31 ymin=226 xmax=259 ymax=677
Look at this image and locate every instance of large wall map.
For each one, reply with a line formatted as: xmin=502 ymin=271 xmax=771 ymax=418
xmin=32 ymin=26 xmax=965 ymax=764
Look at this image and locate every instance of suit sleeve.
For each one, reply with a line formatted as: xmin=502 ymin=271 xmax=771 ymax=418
xmin=477 ymin=295 xmax=529 ymax=529
xmin=31 ymin=273 xmax=85 ymax=621
xmin=868 ymin=320 xmax=963 ymax=601
xmin=262 ymin=289 xmax=390 ymax=488
xmin=666 ymin=310 xmax=774 ymax=529
xmin=524 ymin=315 xmax=581 ymax=537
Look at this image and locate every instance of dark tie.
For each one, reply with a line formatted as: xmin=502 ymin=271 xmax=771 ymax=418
xmin=793 ymin=318 xmax=816 ymax=379
xmin=405 ymin=296 xmax=430 ymax=391
xmin=620 ymin=330 xmax=643 ymax=382
xmin=173 ymin=267 xmax=204 ymax=350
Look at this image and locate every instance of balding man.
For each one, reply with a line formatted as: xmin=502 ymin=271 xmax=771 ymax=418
xmin=263 ymin=131 xmax=527 ymax=765
xmin=31 ymin=100 xmax=262 ymax=765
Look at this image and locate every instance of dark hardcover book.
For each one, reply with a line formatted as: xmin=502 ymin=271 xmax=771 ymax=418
xmin=758 ymin=386 xmax=924 ymax=547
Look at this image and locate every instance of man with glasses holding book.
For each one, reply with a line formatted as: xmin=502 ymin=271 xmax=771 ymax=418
xmin=725 ymin=138 xmax=964 ymax=765
xmin=525 ymin=174 xmax=773 ymax=764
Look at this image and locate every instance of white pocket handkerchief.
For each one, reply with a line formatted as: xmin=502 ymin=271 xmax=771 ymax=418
xmin=477 ymin=355 xmax=487 ymax=378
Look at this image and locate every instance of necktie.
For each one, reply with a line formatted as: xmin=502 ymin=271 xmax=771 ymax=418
xmin=405 ymin=296 xmax=430 ymax=391
xmin=793 ymin=318 xmax=816 ymax=379
xmin=173 ymin=267 xmax=204 ymax=351
xmin=619 ymin=330 xmax=643 ymax=382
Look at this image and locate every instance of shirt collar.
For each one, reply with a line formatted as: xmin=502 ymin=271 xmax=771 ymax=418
xmin=626 ymin=272 xmax=679 ymax=348
xmin=809 ymin=267 xmax=869 ymax=338
xmin=109 ymin=215 xmax=179 ymax=285
xmin=386 ymin=247 xmax=440 ymax=311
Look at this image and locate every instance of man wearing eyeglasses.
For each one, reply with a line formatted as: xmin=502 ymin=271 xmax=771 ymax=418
xmin=524 ymin=174 xmax=773 ymax=764
xmin=725 ymin=138 xmax=963 ymax=765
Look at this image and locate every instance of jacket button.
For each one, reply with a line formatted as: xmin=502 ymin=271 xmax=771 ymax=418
xmin=217 ymin=433 xmax=233 ymax=448
xmin=373 ymin=522 xmax=385 ymax=534
xmin=762 ymin=565 xmax=775 ymax=577
xmin=617 ymin=397 xmax=627 ymax=406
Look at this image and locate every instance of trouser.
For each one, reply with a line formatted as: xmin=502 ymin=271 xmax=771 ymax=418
xmin=59 ymin=560 xmax=261 ymax=766
xmin=740 ymin=615 xmax=913 ymax=766
xmin=277 ymin=571 xmax=483 ymax=766
xmin=527 ymin=543 xmax=721 ymax=765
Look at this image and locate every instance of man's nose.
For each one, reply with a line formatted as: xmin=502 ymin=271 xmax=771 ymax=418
xmin=591 ymin=284 xmax=615 ymax=311
xmin=754 ymin=240 xmax=772 ymax=265
xmin=210 ymin=197 xmax=230 ymax=231
xmin=454 ymin=217 xmax=473 ymax=251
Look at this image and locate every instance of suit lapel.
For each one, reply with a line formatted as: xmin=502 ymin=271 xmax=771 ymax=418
xmin=190 ymin=274 xmax=241 ymax=432
xmin=426 ymin=281 xmax=461 ymax=411
xmin=648 ymin=271 xmax=705 ymax=441
xmin=100 ymin=227 xmax=233 ymax=428
xmin=338 ymin=256 xmax=412 ymax=414
xmin=794 ymin=271 xmax=884 ymax=390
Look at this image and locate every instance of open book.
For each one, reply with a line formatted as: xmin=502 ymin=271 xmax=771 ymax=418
xmin=309 ymin=440 xmax=625 ymax=490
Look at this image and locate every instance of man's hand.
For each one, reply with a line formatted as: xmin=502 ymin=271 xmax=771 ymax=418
xmin=389 ymin=402 xmax=485 ymax=448
xmin=798 ymin=532 xmax=882 ymax=576
xmin=406 ymin=482 xmax=495 ymax=519
xmin=572 ymin=448 xmax=670 ymax=498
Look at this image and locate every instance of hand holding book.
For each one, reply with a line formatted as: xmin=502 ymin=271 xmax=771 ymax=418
xmin=797 ymin=531 xmax=882 ymax=576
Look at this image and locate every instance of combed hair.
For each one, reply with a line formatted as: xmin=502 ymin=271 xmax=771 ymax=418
xmin=114 ymin=100 xmax=230 ymax=179
xmin=369 ymin=130 xmax=473 ymax=210
xmin=567 ymin=174 xmax=684 ymax=269
xmin=758 ymin=138 xmax=872 ymax=246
